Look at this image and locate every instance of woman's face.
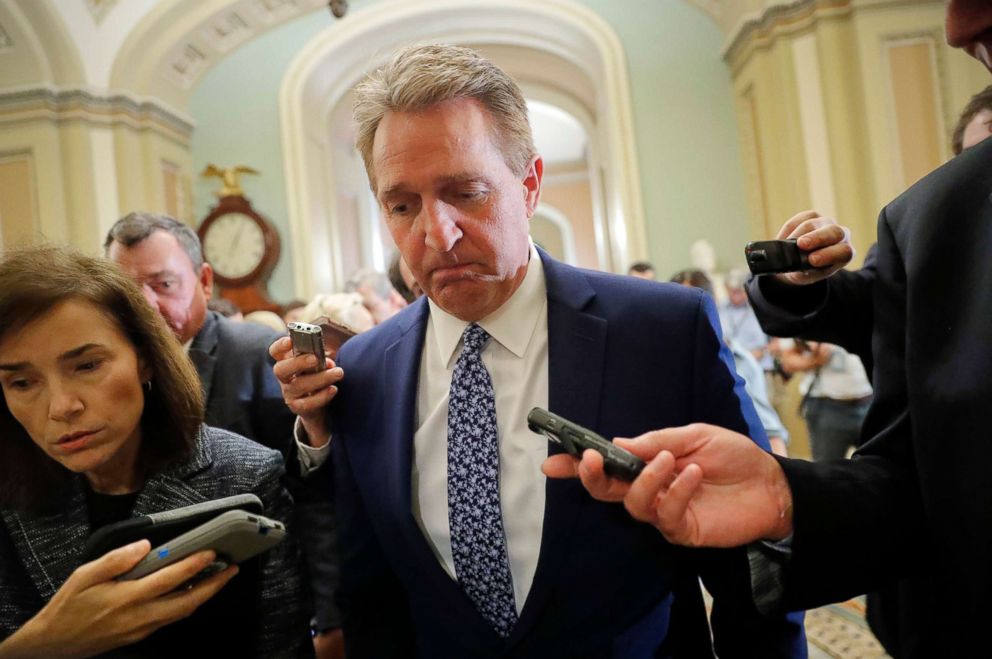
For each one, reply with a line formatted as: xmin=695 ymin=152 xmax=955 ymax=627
xmin=0 ymin=299 xmax=150 ymax=492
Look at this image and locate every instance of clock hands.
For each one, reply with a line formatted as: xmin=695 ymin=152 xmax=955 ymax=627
xmin=229 ymin=221 xmax=246 ymax=257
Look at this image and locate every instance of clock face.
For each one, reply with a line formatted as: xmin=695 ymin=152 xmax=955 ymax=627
xmin=202 ymin=212 xmax=266 ymax=280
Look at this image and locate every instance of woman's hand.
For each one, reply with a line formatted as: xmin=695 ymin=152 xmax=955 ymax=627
xmin=0 ymin=540 xmax=237 ymax=659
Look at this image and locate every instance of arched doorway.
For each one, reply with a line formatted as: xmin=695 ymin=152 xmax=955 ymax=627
xmin=279 ymin=0 xmax=645 ymax=298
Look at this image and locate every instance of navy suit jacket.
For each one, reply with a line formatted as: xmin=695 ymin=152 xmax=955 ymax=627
xmin=330 ymin=251 xmax=805 ymax=658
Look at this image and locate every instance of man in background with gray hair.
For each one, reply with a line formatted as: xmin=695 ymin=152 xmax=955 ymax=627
xmin=105 ymin=212 xmax=343 ymax=656
xmin=272 ymin=43 xmax=804 ymax=657
xmin=344 ymin=267 xmax=407 ymax=324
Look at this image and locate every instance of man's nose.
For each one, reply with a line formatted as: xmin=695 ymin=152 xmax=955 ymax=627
xmin=423 ymin=202 xmax=462 ymax=253
xmin=48 ymin=382 xmax=84 ymax=422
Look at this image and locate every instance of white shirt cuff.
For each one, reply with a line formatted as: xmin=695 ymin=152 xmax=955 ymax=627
xmin=294 ymin=417 xmax=331 ymax=475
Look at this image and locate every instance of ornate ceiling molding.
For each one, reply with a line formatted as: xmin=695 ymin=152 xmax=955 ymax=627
xmin=723 ymin=0 xmax=852 ymax=70
xmin=112 ymin=0 xmax=327 ymax=106
xmin=0 ymin=86 xmax=194 ymax=145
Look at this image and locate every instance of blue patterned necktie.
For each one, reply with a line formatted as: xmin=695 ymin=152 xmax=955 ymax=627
xmin=447 ymin=323 xmax=518 ymax=638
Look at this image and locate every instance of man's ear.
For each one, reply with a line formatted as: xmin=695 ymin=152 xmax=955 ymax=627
xmin=522 ymin=156 xmax=544 ymax=218
xmin=198 ymin=262 xmax=214 ymax=299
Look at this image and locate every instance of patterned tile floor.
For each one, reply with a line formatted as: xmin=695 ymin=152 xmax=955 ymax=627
xmin=703 ymin=587 xmax=889 ymax=658
xmin=805 ymin=598 xmax=890 ymax=659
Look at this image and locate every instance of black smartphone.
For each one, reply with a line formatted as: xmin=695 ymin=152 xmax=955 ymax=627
xmin=82 ymin=494 xmax=264 ymax=562
xmin=117 ymin=510 xmax=286 ymax=581
xmin=744 ymin=239 xmax=811 ymax=275
xmin=527 ymin=407 xmax=645 ymax=482
xmin=288 ymin=321 xmax=327 ymax=373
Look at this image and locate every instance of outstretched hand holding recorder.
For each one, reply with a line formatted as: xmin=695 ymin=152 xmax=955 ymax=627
xmin=528 ymin=408 xmax=645 ymax=482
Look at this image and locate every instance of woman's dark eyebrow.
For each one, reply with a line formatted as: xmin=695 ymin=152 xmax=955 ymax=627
xmin=58 ymin=343 xmax=103 ymax=362
xmin=0 ymin=344 xmax=104 ymax=372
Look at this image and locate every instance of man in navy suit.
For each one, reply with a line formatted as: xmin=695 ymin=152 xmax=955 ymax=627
xmin=273 ymin=44 xmax=804 ymax=658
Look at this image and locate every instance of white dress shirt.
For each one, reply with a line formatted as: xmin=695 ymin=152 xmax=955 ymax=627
xmin=413 ymin=244 xmax=548 ymax=613
xmin=296 ymin=244 xmax=549 ymax=613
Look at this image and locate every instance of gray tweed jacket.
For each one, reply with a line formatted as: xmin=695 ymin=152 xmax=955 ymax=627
xmin=0 ymin=425 xmax=310 ymax=657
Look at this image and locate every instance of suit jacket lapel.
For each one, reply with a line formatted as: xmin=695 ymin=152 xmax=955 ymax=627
xmin=2 ymin=484 xmax=90 ymax=600
xmin=378 ymin=302 xmax=426 ymax=536
xmin=133 ymin=429 xmax=214 ymax=515
xmin=189 ymin=311 xmax=219 ymax=403
xmin=510 ymin=250 xmax=608 ymax=644
xmin=378 ymin=299 xmax=462 ymax=579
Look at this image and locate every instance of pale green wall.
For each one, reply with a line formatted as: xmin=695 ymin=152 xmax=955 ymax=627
xmin=189 ymin=11 xmax=329 ymax=304
xmin=576 ymin=0 xmax=750 ymax=277
xmin=189 ymin=0 xmax=748 ymax=300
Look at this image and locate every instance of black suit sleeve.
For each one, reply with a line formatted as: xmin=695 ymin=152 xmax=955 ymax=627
xmin=681 ymin=292 xmax=807 ymax=656
xmin=746 ymin=244 xmax=877 ymax=374
xmin=776 ymin=212 xmax=925 ymax=611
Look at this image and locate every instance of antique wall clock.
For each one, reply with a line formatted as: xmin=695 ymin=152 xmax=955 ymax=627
xmin=198 ymin=165 xmax=282 ymax=314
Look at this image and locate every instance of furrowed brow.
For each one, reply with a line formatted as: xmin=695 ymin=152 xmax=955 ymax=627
xmin=58 ymin=343 xmax=103 ymax=362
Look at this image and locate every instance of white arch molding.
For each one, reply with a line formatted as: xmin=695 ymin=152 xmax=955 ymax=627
xmin=279 ymin=0 xmax=647 ymax=299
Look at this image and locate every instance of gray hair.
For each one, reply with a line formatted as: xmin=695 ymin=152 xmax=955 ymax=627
xmin=353 ymin=43 xmax=536 ymax=190
xmin=103 ymin=212 xmax=204 ymax=270
xmin=345 ymin=267 xmax=394 ymax=301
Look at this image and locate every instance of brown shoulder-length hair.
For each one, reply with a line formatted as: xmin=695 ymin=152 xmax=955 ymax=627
xmin=0 ymin=245 xmax=204 ymax=510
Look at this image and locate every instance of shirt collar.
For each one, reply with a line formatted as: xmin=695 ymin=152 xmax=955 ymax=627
xmin=429 ymin=242 xmax=546 ymax=366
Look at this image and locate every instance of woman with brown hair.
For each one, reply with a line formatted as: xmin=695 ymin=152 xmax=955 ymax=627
xmin=0 ymin=246 xmax=310 ymax=657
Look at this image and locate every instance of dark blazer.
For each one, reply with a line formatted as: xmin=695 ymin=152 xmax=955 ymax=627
xmin=190 ymin=310 xmax=340 ymax=631
xmin=774 ymin=136 xmax=992 ymax=655
xmin=329 ymin=250 xmax=806 ymax=658
xmin=0 ymin=426 xmax=311 ymax=657
xmin=745 ymin=244 xmax=876 ymax=376
xmin=190 ymin=310 xmax=295 ymax=456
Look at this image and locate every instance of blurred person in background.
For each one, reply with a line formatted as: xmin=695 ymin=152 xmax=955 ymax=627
xmin=299 ymin=293 xmax=375 ymax=335
xmin=951 ymin=84 xmax=992 ymax=155
xmin=388 ymin=252 xmax=422 ymax=304
xmin=245 ymin=310 xmax=288 ymax=334
xmin=283 ymin=300 xmax=309 ymax=325
xmin=208 ymin=297 xmax=243 ymax=322
xmin=627 ymin=261 xmax=656 ymax=280
xmin=671 ymin=269 xmax=789 ymax=457
xmin=777 ymin=340 xmax=871 ymax=463
xmin=344 ymin=267 xmax=407 ymax=325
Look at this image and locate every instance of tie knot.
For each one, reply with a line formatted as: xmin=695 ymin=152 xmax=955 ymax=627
xmin=461 ymin=323 xmax=490 ymax=355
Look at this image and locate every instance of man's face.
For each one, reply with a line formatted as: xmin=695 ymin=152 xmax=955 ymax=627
xmin=371 ymin=97 xmax=542 ymax=322
xmin=962 ymin=108 xmax=992 ymax=151
xmin=946 ymin=0 xmax=992 ymax=71
xmin=107 ymin=231 xmax=212 ymax=344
